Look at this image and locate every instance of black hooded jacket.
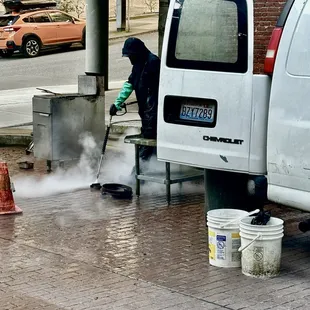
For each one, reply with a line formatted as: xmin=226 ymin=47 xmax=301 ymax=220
xmin=122 ymin=38 xmax=160 ymax=138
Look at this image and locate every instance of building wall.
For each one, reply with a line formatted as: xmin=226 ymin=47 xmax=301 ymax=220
xmin=254 ymin=0 xmax=286 ymax=73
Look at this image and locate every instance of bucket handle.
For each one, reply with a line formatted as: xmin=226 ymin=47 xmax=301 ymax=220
xmin=238 ymin=233 xmax=261 ymax=252
xmin=220 ymin=209 xmax=260 ymax=229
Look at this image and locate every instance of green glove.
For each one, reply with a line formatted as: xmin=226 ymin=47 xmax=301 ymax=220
xmin=114 ymin=81 xmax=133 ymax=110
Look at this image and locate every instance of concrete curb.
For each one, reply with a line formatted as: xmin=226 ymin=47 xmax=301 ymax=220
xmin=110 ymin=29 xmax=157 ymax=41
xmin=109 ymin=12 xmax=158 ymax=22
xmin=0 ymin=134 xmax=32 ymax=147
xmin=0 ymin=122 xmax=141 ymax=147
xmin=110 ymin=122 xmax=141 ymax=134
xmin=109 ymin=14 xmax=158 ymax=41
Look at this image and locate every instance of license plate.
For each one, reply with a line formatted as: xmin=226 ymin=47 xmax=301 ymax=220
xmin=180 ymin=104 xmax=215 ymax=123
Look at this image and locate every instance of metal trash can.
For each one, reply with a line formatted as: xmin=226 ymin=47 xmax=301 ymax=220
xmin=33 ymin=93 xmax=105 ymax=168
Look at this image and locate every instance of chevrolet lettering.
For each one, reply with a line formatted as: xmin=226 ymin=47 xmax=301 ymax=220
xmin=203 ymin=136 xmax=244 ymax=145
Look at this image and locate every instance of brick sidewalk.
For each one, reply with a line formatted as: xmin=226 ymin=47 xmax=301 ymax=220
xmin=1 ymin=182 xmax=310 ymax=309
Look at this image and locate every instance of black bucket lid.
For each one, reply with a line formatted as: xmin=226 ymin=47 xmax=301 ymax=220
xmin=101 ymin=183 xmax=133 ymax=199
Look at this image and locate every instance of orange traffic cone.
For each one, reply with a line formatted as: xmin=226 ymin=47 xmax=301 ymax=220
xmin=0 ymin=162 xmax=22 ymax=215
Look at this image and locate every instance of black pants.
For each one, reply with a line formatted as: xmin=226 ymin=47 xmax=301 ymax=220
xmin=139 ymin=115 xmax=157 ymax=161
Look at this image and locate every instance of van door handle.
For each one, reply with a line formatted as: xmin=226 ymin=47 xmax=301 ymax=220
xmin=238 ymin=33 xmax=247 ymax=38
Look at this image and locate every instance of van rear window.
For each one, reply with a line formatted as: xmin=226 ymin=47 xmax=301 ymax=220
xmin=0 ymin=15 xmax=19 ymax=27
xmin=167 ymin=0 xmax=248 ymax=73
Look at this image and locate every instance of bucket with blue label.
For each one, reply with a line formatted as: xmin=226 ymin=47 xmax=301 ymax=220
xmin=207 ymin=209 xmax=249 ymax=268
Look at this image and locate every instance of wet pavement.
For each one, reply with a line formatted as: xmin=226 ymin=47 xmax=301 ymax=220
xmin=1 ymin=153 xmax=310 ymax=309
xmin=0 ymin=146 xmax=47 ymax=177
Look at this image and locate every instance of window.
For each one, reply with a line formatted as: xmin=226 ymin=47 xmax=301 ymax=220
xmin=28 ymin=13 xmax=51 ymax=23
xmin=287 ymin=2 xmax=310 ymax=77
xmin=0 ymin=15 xmax=19 ymax=27
xmin=49 ymin=12 xmax=72 ymax=23
xmin=167 ymin=0 xmax=248 ymax=73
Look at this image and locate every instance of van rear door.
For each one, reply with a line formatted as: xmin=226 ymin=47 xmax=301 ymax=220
xmin=267 ymin=0 xmax=310 ymax=211
xmin=157 ymin=0 xmax=254 ymax=173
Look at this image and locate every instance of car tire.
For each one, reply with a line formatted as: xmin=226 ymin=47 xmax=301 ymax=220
xmin=81 ymin=30 xmax=86 ymax=49
xmin=0 ymin=50 xmax=14 ymax=58
xmin=22 ymin=37 xmax=41 ymax=58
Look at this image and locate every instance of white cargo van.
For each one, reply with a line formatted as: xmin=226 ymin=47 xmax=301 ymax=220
xmin=157 ymin=0 xmax=310 ymax=212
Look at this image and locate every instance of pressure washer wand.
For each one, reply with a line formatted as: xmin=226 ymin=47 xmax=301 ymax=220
xmin=90 ymin=101 xmax=138 ymax=190
xmin=90 ymin=115 xmax=112 ymax=190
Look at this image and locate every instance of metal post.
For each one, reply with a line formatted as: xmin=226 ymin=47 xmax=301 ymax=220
xmin=116 ymin=0 xmax=126 ymax=32
xmin=158 ymin=0 xmax=170 ymax=57
xmin=135 ymin=145 xmax=140 ymax=196
xmin=204 ymin=169 xmax=208 ymax=217
xmin=166 ymin=162 xmax=171 ymax=205
xmin=127 ymin=0 xmax=131 ymax=32
xmin=85 ymin=0 xmax=109 ymax=91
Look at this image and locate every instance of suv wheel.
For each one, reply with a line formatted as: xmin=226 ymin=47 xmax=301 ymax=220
xmin=81 ymin=30 xmax=86 ymax=49
xmin=22 ymin=37 xmax=41 ymax=57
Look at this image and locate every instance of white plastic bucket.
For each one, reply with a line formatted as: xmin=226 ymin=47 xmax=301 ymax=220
xmin=207 ymin=209 xmax=249 ymax=268
xmin=239 ymin=216 xmax=284 ymax=278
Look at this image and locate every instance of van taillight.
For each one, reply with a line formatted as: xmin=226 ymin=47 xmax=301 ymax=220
xmin=264 ymin=27 xmax=283 ymax=75
xmin=3 ymin=26 xmax=21 ymax=33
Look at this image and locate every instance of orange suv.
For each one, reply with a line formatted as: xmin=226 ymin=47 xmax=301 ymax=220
xmin=0 ymin=9 xmax=86 ymax=57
